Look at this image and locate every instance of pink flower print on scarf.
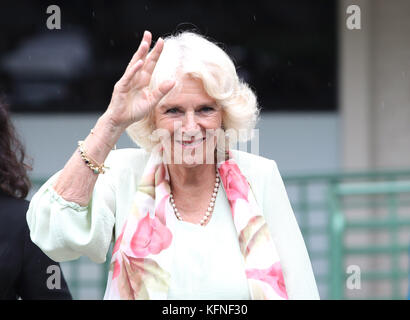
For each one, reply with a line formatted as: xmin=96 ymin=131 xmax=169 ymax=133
xmin=130 ymin=213 xmax=173 ymax=257
xmin=218 ymin=161 xmax=249 ymax=214
xmin=246 ymin=262 xmax=288 ymax=299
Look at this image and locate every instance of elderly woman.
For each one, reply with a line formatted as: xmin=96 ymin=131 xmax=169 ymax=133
xmin=27 ymin=31 xmax=319 ymax=300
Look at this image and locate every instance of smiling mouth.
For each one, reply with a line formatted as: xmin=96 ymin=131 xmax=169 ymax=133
xmin=176 ymin=137 xmax=206 ymax=148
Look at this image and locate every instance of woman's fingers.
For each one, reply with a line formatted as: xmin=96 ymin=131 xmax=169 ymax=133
xmin=119 ymin=31 xmax=154 ymax=89
xmin=141 ymin=37 xmax=164 ymax=78
xmin=126 ymin=31 xmax=152 ymax=72
xmin=121 ymin=31 xmax=164 ymax=90
xmin=150 ymin=80 xmax=176 ymax=106
xmin=121 ymin=59 xmax=144 ymax=88
xmin=116 ymin=31 xmax=168 ymax=98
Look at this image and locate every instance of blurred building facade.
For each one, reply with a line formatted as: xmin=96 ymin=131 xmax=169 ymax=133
xmin=339 ymin=0 xmax=410 ymax=299
xmin=340 ymin=0 xmax=410 ymax=170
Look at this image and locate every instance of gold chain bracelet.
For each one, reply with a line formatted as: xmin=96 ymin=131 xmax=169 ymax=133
xmin=77 ymin=140 xmax=109 ymax=174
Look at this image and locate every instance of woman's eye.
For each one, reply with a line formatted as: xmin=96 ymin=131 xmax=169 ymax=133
xmin=165 ymin=108 xmax=179 ymax=114
xmin=199 ymin=106 xmax=214 ymax=112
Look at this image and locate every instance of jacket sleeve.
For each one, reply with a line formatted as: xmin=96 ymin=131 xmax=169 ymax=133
xmin=263 ymin=160 xmax=320 ymax=300
xmin=26 ymin=166 xmax=116 ymax=264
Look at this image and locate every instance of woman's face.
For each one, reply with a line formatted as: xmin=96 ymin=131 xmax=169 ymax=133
xmin=154 ymin=75 xmax=223 ymax=167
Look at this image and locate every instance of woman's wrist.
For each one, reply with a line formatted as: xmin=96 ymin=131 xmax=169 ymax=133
xmin=93 ymin=112 xmax=125 ymax=148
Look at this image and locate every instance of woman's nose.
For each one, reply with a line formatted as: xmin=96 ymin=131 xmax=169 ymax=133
xmin=183 ymin=112 xmax=199 ymax=131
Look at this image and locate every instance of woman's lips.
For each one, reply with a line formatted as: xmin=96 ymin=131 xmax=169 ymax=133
xmin=176 ymin=137 xmax=206 ymax=148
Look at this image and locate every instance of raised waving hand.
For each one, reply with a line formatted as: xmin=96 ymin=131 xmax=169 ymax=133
xmin=106 ymin=30 xmax=175 ymax=129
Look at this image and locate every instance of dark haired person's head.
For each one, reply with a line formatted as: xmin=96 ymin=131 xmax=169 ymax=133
xmin=0 ymin=101 xmax=31 ymax=198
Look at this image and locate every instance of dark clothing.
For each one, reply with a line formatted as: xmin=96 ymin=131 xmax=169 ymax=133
xmin=0 ymin=192 xmax=72 ymax=299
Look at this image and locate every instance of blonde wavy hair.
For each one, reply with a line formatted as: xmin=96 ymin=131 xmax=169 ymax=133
xmin=126 ymin=31 xmax=260 ymax=151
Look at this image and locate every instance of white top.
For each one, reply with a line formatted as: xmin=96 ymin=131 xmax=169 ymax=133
xmin=168 ymin=183 xmax=250 ymax=300
xmin=26 ymin=148 xmax=320 ymax=299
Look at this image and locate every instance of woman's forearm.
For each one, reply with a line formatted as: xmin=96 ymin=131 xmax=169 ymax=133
xmin=52 ymin=112 xmax=124 ymax=206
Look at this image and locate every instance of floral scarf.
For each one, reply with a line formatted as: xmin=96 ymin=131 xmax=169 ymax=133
xmin=104 ymin=149 xmax=288 ymax=300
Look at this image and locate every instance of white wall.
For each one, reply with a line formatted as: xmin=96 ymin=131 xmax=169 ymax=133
xmin=257 ymin=112 xmax=340 ymax=174
xmin=340 ymin=0 xmax=410 ymax=170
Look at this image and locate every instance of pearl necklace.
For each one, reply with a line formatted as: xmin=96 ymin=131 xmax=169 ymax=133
xmin=169 ymin=171 xmax=220 ymax=226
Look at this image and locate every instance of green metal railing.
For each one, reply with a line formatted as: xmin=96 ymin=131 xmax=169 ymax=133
xmin=283 ymin=168 xmax=410 ymax=300
xmin=31 ymin=168 xmax=410 ymax=299
xmin=327 ymin=181 xmax=410 ymax=299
